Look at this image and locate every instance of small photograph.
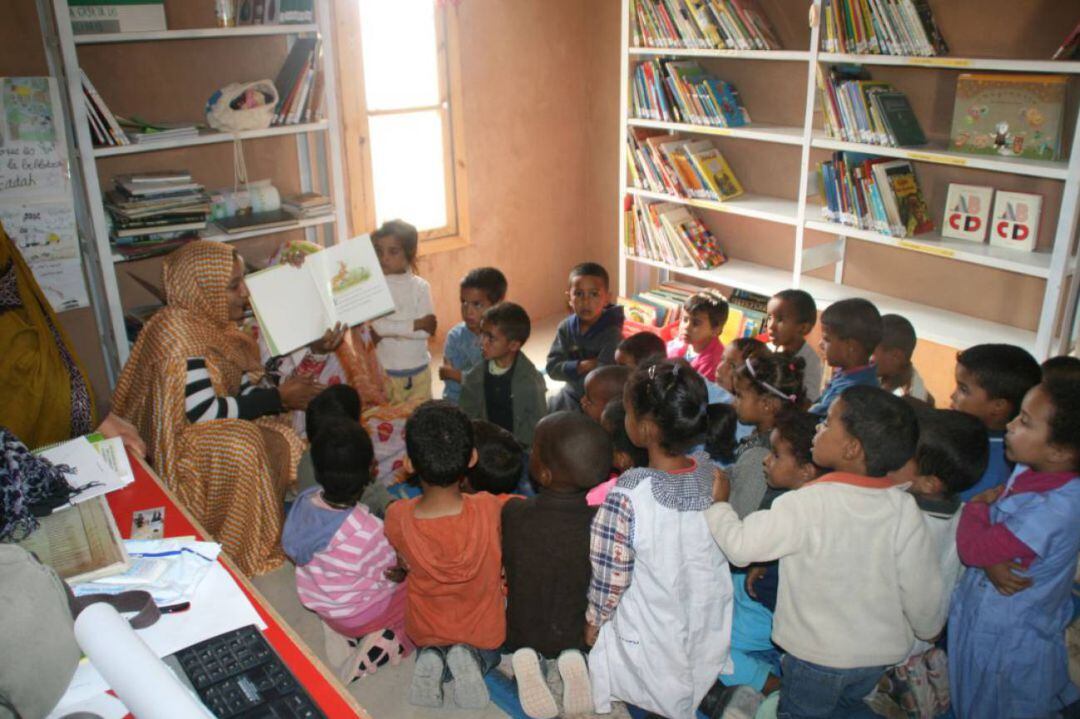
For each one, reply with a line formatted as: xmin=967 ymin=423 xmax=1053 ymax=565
xmin=131 ymin=506 xmax=165 ymax=540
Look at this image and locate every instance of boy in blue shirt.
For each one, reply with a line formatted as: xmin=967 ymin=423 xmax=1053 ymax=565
xmin=809 ymin=298 xmax=882 ymax=416
xmin=440 ymin=267 xmax=507 ymax=404
xmin=949 ymin=343 xmax=1040 ymax=501
xmin=546 ymin=262 xmax=625 ymax=412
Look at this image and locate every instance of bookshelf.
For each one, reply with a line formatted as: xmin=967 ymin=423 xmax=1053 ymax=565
xmin=39 ymin=0 xmax=348 ymax=384
xmin=618 ymin=0 xmax=1080 ymax=359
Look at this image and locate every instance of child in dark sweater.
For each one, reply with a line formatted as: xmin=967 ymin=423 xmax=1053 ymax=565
xmin=503 ymin=412 xmax=613 ymax=718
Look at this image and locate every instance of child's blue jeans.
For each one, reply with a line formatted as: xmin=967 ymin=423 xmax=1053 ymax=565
xmin=777 ymin=655 xmax=885 ymax=719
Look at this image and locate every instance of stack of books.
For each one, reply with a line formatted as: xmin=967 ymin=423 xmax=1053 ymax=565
xmin=818 ymin=152 xmax=934 ymax=238
xmin=272 ymin=38 xmax=325 ymax=126
xmin=81 ymin=71 xmax=129 ymax=147
xmin=630 ymin=0 xmax=781 ymax=50
xmin=820 ymin=0 xmax=947 ymax=56
xmin=621 ymin=282 xmax=770 ymax=342
xmin=282 ymin=192 xmax=333 ymax=219
xmin=117 ymin=117 xmax=200 ymax=145
xmin=625 ymin=194 xmax=727 ymax=270
xmin=628 ymin=128 xmax=744 ymax=202
xmin=632 ymin=59 xmax=751 ymax=128
xmin=104 ymin=171 xmax=210 ymax=260
xmin=817 ymin=65 xmax=926 ymax=147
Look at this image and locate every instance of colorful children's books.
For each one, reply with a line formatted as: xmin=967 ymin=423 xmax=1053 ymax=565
xmin=684 ymin=140 xmax=744 ymax=201
xmin=941 ymin=184 xmax=993 ymax=243
xmin=989 ymin=191 xmax=1041 ymax=253
xmin=949 ymin=74 xmax=1067 ymax=161
xmin=879 ymin=160 xmax=933 ymax=236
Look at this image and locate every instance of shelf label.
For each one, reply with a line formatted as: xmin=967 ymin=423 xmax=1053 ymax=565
xmin=906 ymin=151 xmax=967 ymax=167
xmin=907 ymin=57 xmax=971 ymax=68
xmin=898 ymin=240 xmax=956 ymax=259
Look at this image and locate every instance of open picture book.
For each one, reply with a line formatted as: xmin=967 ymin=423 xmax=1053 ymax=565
xmin=244 ymin=234 xmax=395 ymax=356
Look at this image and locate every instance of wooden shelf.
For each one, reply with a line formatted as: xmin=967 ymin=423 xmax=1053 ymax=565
xmin=628 ymin=186 xmax=799 ymax=226
xmin=111 ymin=214 xmax=336 ymax=263
xmin=799 ymin=275 xmax=1037 ymax=353
xmin=74 ymin=24 xmax=318 ymax=44
xmin=91 ymin=121 xmax=328 ymax=157
xmin=628 ymin=118 xmax=805 ymax=146
xmin=811 ymin=133 xmax=1070 ymax=180
xmin=818 ymin=52 xmax=1080 ymax=75
xmin=629 ymin=47 xmax=810 ymax=61
xmin=803 ymin=219 xmax=1056 ymax=278
xmin=626 ymin=254 xmax=795 ymax=298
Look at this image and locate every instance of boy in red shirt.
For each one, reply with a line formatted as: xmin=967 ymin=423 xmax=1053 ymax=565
xmin=384 ymin=401 xmax=517 ymax=710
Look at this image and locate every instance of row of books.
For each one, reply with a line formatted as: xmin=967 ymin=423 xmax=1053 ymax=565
xmin=816 ymin=65 xmax=925 ymax=147
xmin=236 ymin=0 xmax=314 ymax=25
xmin=625 ymin=194 xmax=727 ymax=270
xmin=820 ymin=0 xmax=947 ymax=57
xmin=105 ymin=171 xmax=210 ymax=260
xmin=272 ymin=38 xmax=325 ymax=126
xmin=81 ymin=70 xmax=129 ymax=147
xmin=818 ymin=152 xmax=933 ymax=238
xmin=621 ymin=282 xmax=770 ymax=344
xmin=627 ymin=128 xmax=744 ymax=202
xmin=632 ymin=59 xmax=751 ymax=128
xmin=630 ymin=0 xmax=781 ymax=51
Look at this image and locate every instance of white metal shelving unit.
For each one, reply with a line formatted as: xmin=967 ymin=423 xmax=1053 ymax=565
xmin=39 ymin=0 xmax=349 ymax=384
xmin=618 ymin=0 xmax=1080 ymax=359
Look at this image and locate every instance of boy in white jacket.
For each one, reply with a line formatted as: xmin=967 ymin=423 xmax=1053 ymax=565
xmin=707 ymin=385 xmax=944 ymax=718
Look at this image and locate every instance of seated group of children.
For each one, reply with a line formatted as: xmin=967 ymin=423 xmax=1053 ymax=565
xmin=279 ymin=227 xmax=1080 ymax=719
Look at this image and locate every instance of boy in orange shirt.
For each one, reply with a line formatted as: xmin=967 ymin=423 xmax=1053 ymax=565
xmin=384 ymin=401 xmax=517 ymax=710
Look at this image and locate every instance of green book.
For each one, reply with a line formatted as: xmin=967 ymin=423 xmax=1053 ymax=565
xmin=873 ymin=91 xmax=926 ymax=147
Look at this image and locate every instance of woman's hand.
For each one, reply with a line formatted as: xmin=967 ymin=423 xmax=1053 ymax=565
xmin=278 ymin=375 xmax=325 ymax=411
xmin=310 ymin=322 xmax=346 ymax=354
xmin=984 ymin=561 xmax=1033 ymax=596
xmin=97 ymin=412 xmax=147 ymax=459
xmin=282 ymin=244 xmax=308 ymax=268
xmin=712 ymin=468 xmax=731 ymax=503
xmin=413 ymin=314 xmax=437 ymax=336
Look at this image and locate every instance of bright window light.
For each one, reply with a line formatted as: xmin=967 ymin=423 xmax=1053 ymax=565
xmin=368 ymin=111 xmax=448 ymax=231
xmin=358 ymin=0 xmax=440 ymax=111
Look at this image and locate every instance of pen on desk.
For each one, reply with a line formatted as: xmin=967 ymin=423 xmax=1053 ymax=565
xmin=160 ymin=602 xmax=190 ymax=614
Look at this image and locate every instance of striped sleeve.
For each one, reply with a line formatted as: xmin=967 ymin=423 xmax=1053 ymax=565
xmin=184 ymin=357 xmax=282 ymax=424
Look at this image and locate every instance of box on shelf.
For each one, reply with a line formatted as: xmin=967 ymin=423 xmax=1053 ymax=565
xmin=949 ymin=73 xmax=1067 ymax=162
xmin=990 ymin=191 xmax=1041 ymax=253
xmin=69 ymin=0 xmax=166 ymax=35
xmin=941 ymin=184 xmax=993 ymax=244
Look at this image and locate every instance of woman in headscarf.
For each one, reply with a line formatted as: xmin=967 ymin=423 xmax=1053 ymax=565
xmin=110 ymin=240 xmax=321 ymax=574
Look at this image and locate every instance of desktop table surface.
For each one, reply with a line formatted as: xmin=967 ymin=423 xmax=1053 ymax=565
xmin=105 ymin=452 xmax=369 ymax=719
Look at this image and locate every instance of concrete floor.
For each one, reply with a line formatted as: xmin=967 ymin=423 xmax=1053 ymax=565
xmin=253 ymin=312 xmax=568 ymax=719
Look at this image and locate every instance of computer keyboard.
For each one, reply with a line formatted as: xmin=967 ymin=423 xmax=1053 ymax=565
xmin=165 ymin=624 xmax=326 ymax=719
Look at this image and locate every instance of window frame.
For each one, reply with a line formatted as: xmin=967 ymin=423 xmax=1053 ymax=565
xmin=332 ymin=0 xmax=469 ymax=254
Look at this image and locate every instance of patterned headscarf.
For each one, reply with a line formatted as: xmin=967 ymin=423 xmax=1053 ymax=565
xmin=0 ymin=427 xmax=76 ymax=541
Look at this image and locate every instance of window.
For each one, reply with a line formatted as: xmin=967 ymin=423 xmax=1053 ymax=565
xmin=335 ymin=0 xmax=467 ymax=248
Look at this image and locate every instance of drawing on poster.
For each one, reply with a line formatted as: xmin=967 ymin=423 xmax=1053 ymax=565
xmin=2 ymin=78 xmax=56 ymax=143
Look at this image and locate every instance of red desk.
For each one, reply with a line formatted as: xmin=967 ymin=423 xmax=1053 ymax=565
xmin=105 ymin=454 xmax=369 ymax=719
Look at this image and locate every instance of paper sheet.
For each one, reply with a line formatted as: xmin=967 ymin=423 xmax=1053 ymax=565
xmin=73 ymin=603 xmax=214 ymax=718
xmin=39 ymin=436 xmax=130 ymax=504
xmin=90 ymin=435 xmax=136 ymax=486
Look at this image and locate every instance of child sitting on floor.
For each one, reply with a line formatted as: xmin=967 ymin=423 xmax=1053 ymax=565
xmin=463 ymin=419 xmax=525 ymax=495
xmin=370 ymin=220 xmax=436 ymax=403
xmin=871 ymin=406 xmax=988 ymax=718
xmin=667 ymin=290 xmax=729 ymax=383
xmin=546 ymin=262 xmax=625 ymax=412
xmin=586 ymin=398 xmax=649 ymax=507
xmin=384 ymin=401 xmax=519 ymax=710
xmin=295 ymin=385 xmax=392 ymax=517
xmin=809 ymin=298 xmax=882 ymax=416
xmin=460 ymin=302 xmax=547 ymax=449
xmin=874 ymin=314 xmax=934 ymax=405
xmin=726 ymin=353 xmax=806 ymax=517
xmin=441 ymin=267 xmax=507 ymax=404
xmin=586 ymin=359 xmax=733 ymax=718
xmin=614 ymin=331 xmax=666 ymax=369
xmin=282 ymin=418 xmax=410 ymax=681
xmin=950 ymin=343 xmax=1041 ymax=501
xmin=707 ymin=385 xmax=943 ymax=719
xmin=766 ymin=289 xmax=823 ymax=402
xmin=580 ymin=365 xmax=630 ymax=423
xmin=503 ymin=412 xmax=613 ymax=719
xmin=701 ymin=410 xmax=823 ymax=719
xmin=949 ymin=376 xmax=1080 ymax=718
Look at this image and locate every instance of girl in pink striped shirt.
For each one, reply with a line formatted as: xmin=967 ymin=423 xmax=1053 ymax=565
xmin=282 ymin=417 xmax=411 ymax=680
